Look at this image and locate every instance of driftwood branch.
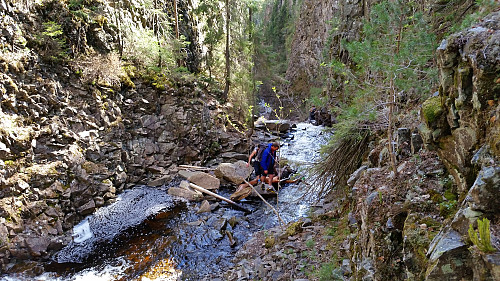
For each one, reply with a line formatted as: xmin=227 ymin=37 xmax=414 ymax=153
xmin=189 ymin=183 xmax=251 ymax=213
xmin=241 ymin=178 xmax=285 ymax=227
xmin=179 ymin=165 xmax=213 ymax=171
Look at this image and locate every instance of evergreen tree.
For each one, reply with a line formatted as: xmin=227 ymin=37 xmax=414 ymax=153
xmin=330 ymin=0 xmax=437 ymax=141
xmin=315 ymin=0 xmax=438 ymax=190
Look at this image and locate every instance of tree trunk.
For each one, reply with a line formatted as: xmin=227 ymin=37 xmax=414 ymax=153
xmin=207 ymin=48 xmax=212 ymax=78
xmin=223 ymin=0 xmax=230 ymax=102
xmin=189 ymin=183 xmax=250 ymax=213
xmin=388 ymin=78 xmax=398 ymax=178
xmin=249 ymin=5 xmax=255 ymax=129
xmin=173 ymin=0 xmax=179 ymax=40
xmin=174 ymin=0 xmax=183 ymax=67
xmin=153 ymin=0 xmax=162 ymax=68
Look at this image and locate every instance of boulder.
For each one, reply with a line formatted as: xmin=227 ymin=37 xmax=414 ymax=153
xmin=219 ymin=152 xmax=248 ymax=161
xmin=468 ymin=166 xmax=500 ymax=213
xmin=347 ymin=165 xmax=367 ymax=187
xmin=214 ymin=161 xmax=253 ymax=184
xmin=178 ymin=171 xmax=220 ymax=190
xmin=256 ymin=120 xmax=291 ymax=133
xmin=24 ymin=236 xmax=50 ymax=257
xmin=147 ymin=175 xmax=172 ymax=187
xmin=426 ymin=228 xmax=473 ymax=280
xmin=77 ymin=200 xmax=95 ymax=216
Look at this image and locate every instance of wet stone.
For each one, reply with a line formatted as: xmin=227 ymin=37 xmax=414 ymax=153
xmin=24 ymin=237 xmax=50 ymax=256
xmin=197 ymin=200 xmax=211 ymax=214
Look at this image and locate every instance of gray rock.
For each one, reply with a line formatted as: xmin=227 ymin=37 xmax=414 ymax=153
xmin=347 ymin=165 xmax=367 ymax=187
xmin=168 ymin=187 xmax=203 ymax=201
xmin=148 ymin=175 xmax=172 ymax=187
xmin=397 ymin=128 xmax=411 ymax=157
xmin=179 ymin=171 xmax=220 ymax=190
xmin=219 ymin=152 xmax=248 ymax=161
xmin=24 ymin=237 xmax=50 ymax=257
xmin=425 ymin=228 xmax=473 ymax=280
xmin=77 ymin=200 xmax=95 ymax=216
xmin=411 ymin=132 xmax=423 ymax=154
xmin=197 ymin=200 xmax=211 ymax=214
xmin=468 ymin=166 xmax=500 ymax=212
xmin=214 ymin=161 xmax=253 ymax=184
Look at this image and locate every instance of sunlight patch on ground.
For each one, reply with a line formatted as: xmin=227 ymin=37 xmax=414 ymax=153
xmin=139 ymin=258 xmax=182 ymax=281
xmin=0 ymin=112 xmax=31 ymax=143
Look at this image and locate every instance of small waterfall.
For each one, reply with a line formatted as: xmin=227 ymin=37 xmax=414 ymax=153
xmin=72 ymin=219 xmax=93 ymax=243
xmin=54 ymin=186 xmax=183 ymax=263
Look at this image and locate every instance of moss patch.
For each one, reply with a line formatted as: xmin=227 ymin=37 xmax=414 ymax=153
xmin=422 ymin=96 xmax=443 ymax=126
xmin=264 ymin=235 xmax=276 ymax=248
xmin=285 ymin=221 xmax=303 ymax=237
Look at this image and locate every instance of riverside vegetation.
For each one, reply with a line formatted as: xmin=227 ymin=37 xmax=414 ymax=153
xmin=0 ymin=0 xmax=499 ymax=280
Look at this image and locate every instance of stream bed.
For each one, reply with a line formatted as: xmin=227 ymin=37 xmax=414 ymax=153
xmin=1 ymin=123 xmax=329 ymax=281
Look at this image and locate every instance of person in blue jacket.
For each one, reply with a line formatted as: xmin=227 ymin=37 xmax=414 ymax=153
xmin=260 ymin=142 xmax=280 ymax=190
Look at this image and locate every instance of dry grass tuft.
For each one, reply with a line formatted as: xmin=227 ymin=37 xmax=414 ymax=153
xmin=73 ymin=52 xmax=124 ymax=88
xmin=311 ymin=130 xmax=370 ymax=198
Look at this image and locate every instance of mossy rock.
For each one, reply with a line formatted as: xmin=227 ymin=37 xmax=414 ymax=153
xmin=489 ymin=128 xmax=500 ymax=158
xmin=285 ymin=221 xmax=303 ymax=237
xmin=403 ymin=213 xmax=439 ymax=268
xmin=428 ymin=189 xmax=443 ymax=203
xmin=421 ymin=96 xmax=443 ymax=127
xmin=264 ymin=235 xmax=276 ymax=248
xmin=444 ymin=188 xmax=457 ymax=201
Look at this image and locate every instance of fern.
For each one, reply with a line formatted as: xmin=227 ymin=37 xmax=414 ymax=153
xmin=468 ymin=218 xmax=496 ymax=253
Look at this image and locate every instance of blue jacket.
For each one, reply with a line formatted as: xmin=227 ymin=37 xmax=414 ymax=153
xmin=260 ymin=143 xmax=275 ymax=171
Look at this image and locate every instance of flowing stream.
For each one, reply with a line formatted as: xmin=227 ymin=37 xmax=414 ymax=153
xmin=1 ymin=122 xmax=329 ymax=281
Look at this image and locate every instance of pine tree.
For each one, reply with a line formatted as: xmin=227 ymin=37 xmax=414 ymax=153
xmin=331 ymin=0 xmax=437 ymax=151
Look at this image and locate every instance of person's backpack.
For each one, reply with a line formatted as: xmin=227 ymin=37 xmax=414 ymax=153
xmin=254 ymin=143 xmax=267 ymax=162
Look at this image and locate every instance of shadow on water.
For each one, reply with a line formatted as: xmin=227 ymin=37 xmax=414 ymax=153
xmin=1 ymin=123 xmax=329 ymax=281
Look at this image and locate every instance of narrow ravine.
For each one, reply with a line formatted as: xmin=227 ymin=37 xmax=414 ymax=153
xmin=1 ymin=123 xmax=329 ymax=281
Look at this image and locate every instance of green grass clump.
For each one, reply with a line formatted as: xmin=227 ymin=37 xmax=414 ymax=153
xmin=469 ymin=218 xmax=496 ymax=253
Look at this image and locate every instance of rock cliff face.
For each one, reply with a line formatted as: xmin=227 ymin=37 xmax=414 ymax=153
xmin=0 ymin=0 xmax=245 ymax=270
xmin=285 ymin=0 xmax=366 ymax=99
xmin=419 ymin=10 xmax=500 ymax=280
xmin=347 ymin=11 xmax=500 ymax=281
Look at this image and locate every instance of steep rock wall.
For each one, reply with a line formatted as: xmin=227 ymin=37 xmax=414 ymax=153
xmin=419 ymin=10 xmax=500 ymax=280
xmin=285 ymin=0 xmax=367 ymax=99
xmin=346 ymin=10 xmax=499 ymax=281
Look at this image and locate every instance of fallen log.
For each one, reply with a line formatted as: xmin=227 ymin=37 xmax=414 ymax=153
xmin=189 ymin=183 xmax=251 ymax=213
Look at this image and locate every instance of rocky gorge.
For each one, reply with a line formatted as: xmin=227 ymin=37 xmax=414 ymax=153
xmin=221 ymin=10 xmax=500 ymax=281
xmin=0 ymin=0 xmax=498 ymax=280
